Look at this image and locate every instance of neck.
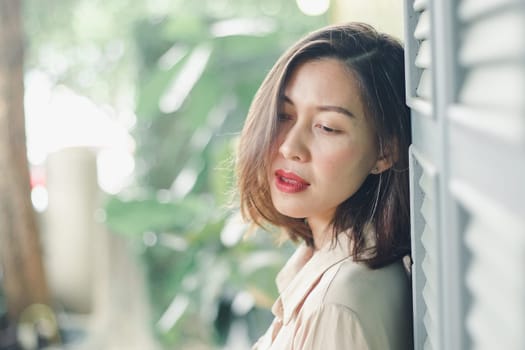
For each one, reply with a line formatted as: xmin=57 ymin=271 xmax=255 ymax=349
xmin=307 ymin=217 xmax=333 ymax=250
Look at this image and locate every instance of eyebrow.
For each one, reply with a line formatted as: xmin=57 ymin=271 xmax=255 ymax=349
xmin=281 ymin=95 xmax=356 ymax=118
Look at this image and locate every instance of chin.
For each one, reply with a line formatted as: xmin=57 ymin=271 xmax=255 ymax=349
xmin=274 ymin=204 xmax=307 ymax=219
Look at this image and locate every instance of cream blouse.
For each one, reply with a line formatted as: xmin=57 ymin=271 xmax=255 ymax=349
xmin=252 ymin=233 xmax=412 ymax=350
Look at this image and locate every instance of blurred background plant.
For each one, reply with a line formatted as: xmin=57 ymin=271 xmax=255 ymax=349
xmin=1 ymin=0 xmax=402 ymax=348
xmin=100 ymin=2 xmax=327 ymax=348
xmin=17 ymin=0 xmax=329 ymax=348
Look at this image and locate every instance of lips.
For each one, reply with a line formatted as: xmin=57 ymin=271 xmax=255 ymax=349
xmin=274 ymin=169 xmax=310 ymax=193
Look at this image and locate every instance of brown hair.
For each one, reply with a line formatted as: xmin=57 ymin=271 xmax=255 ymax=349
xmin=236 ymin=23 xmax=411 ymax=268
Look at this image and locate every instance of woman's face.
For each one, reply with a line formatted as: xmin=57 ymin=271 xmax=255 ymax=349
xmin=268 ymin=58 xmax=382 ymax=230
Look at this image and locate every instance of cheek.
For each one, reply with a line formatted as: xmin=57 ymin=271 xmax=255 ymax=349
xmin=326 ymin=141 xmax=359 ymax=165
xmin=323 ymin=157 xmax=344 ymax=175
xmin=318 ymin=148 xmax=356 ymax=179
xmin=322 ymin=146 xmax=371 ymax=183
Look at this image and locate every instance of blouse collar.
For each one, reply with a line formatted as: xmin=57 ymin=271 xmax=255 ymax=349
xmin=271 ymin=233 xmax=353 ymax=324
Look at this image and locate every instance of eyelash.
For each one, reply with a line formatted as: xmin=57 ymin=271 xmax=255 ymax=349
xmin=316 ymin=124 xmax=339 ymax=133
xmin=277 ymin=113 xmax=292 ymax=122
xmin=277 ymin=114 xmax=341 ymax=134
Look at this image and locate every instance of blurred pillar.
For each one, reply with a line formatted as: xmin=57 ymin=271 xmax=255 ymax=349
xmin=85 ymin=229 xmax=160 ymax=350
xmin=0 ymin=0 xmax=53 ymax=319
xmin=44 ymin=147 xmax=159 ymax=348
xmin=44 ymin=147 xmax=98 ymax=313
xmin=331 ymin=0 xmax=404 ymax=39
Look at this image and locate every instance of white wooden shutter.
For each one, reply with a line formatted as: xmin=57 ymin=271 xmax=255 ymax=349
xmin=406 ymin=0 xmax=525 ymax=349
xmin=409 ymin=148 xmax=440 ymax=350
xmin=405 ymin=0 xmax=442 ymax=350
xmin=406 ymin=0 xmax=433 ymax=115
xmin=452 ymin=0 xmax=525 ymax=141
xmin=449 ymin=0 xmax=525 ymax=349
xmin=405 ymin=0 xmax=444 ymax=348
xmin=413 ymin=0 xmax=431 ymax=101
xmin=451 ymin=182 xmax=525 ymax=350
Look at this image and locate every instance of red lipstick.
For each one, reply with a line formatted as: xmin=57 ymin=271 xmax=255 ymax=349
xmin=274 ymin=169 xmax=310 ymax=193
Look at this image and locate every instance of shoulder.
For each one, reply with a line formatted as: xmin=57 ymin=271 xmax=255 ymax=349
xmin=323 ymin=258 xmax=410 ymax=309
xmin=293 ymin=303 xmax=370 ymax=349
xmin=320 ymin=259 xmax=413 ymax=349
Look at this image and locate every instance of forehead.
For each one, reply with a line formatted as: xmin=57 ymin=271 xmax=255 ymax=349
xmin=282 ymin=58 xmax=365 ymax=111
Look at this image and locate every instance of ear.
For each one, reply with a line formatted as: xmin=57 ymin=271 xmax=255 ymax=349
xmin=370 ymin=154 xmax=393 ymax=174
xmin=370 ymin=140 xmax=398 ymax=175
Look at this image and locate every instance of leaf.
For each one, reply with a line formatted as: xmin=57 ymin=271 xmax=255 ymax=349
xmin=135 ymin=50 xmax=189 ymax=120
xmin=104 ymin=195 xmax=212 ymax=235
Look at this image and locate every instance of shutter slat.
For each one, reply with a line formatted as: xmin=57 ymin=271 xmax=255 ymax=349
xmin=448 ymin=105 xmax=524 ymax=144
xmin=460 ymin=11 xmax=525 ymax=64
xmin=418 ymin=164 xmax=439 ymax=350
xmin=422 ymin=312 xmax=435 ymax=350
xmin=464 ymin=216 xmax=525 ymax=348
xmin=423 ymin=296 xmax=436 ymax=330
xmin=421 ymin=251 xmax=435 ymax=289
xmin=459 ymin=64 xmax=525 ymax=111
xmin=415 ymin=40 xmax=432 ymax=68
xmin=416 ymin=69 xmax=432 ymax=100
xmin=421 ymin=272 xmax=436 ymax=314
xmin=418 ymin=171 xmax=434 ymax=199
xmin=423 ymin=337 xmax=434 ymax=350
xmin=465 ymin=219 xmax=523 ymax=287
xmin=420 ymin=225 xmax=435 ymax=257
xmin=413 ymin=0 xmax=429 ymax=12
xmin=466 ymin=248 xmax=520 ymax=326
xmin=452 ymin=180 xmax=525 ymax=350
xmin=421 ymin=242 xmax=438 ymax=349
xmin=467 ymin=305 xmax=514 ymax=350
xmin=420 ymin=196 xmax=436 ymax=230
xmin=466 ymin=257 xmax=522 ymax=336
xmin=410 ymin=148 xmax=439 ymax=350
xmin=411 ymin=3 xmax=433 ymax=103
xmin=458 ymin=0 xmax=521 ymax=21
xmin=414 ymin=10 xmax=431 ymax=39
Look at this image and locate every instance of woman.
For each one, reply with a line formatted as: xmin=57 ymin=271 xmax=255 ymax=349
xmin=236 ymin=22 xmax=412 ymax=349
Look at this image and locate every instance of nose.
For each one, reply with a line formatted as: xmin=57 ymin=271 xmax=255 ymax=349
xmin=278 ymin=124 xmax=310 ymax=162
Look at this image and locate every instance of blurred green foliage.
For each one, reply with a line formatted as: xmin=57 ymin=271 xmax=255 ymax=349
xmin=24 ymin=0 xmax=328 ymax=347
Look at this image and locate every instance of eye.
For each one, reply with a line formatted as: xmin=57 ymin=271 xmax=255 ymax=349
xmin=315 ymin=124 xmax=340 ymax=134
xmin=277 ymin=113 xmax=292 ymax=123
